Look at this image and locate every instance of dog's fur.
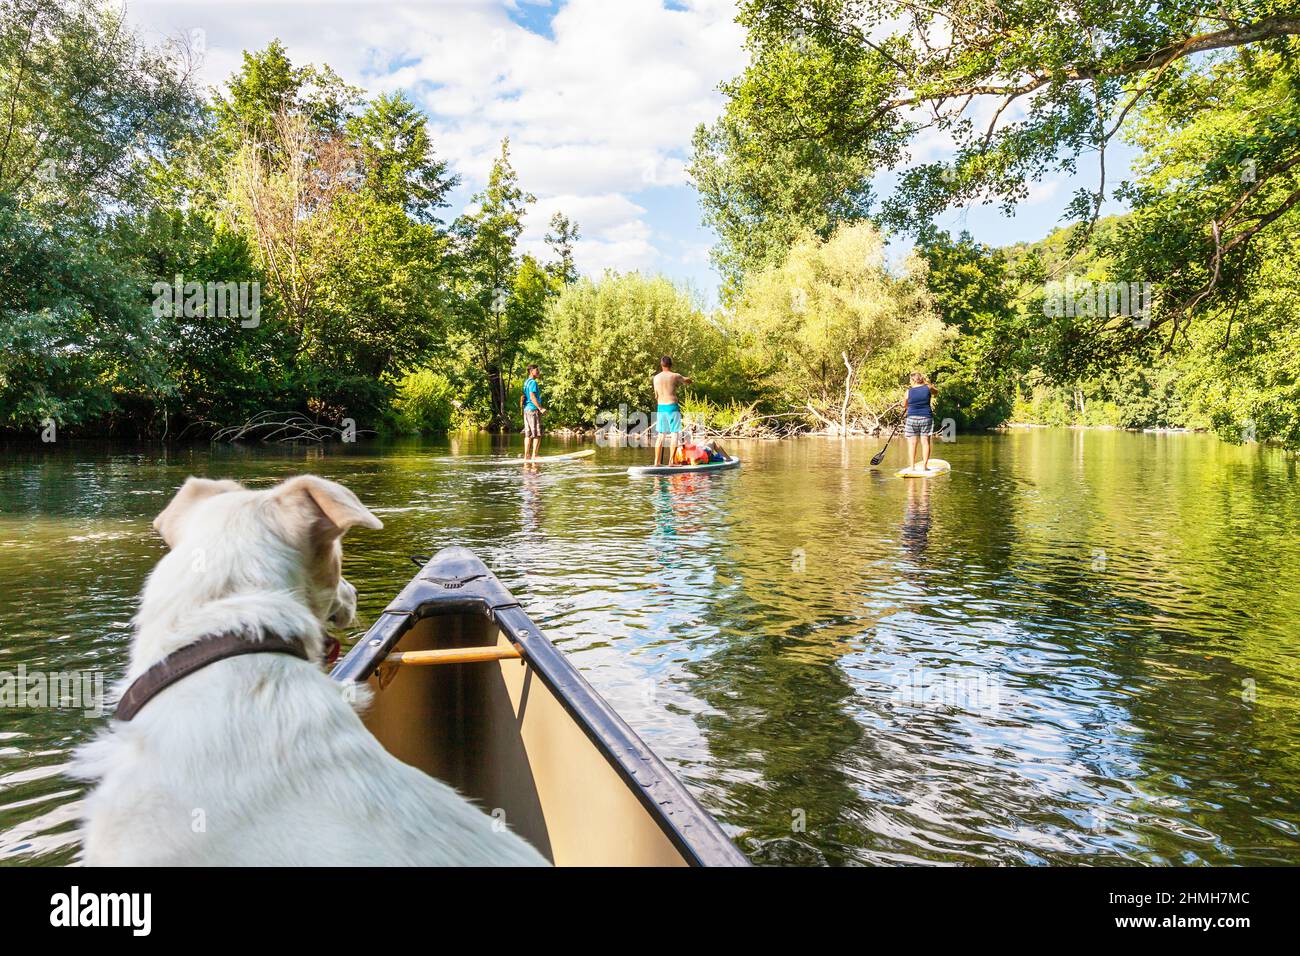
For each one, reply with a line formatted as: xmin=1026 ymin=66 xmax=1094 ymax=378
xmin=74 ymin=475 xmax=548 ymax=866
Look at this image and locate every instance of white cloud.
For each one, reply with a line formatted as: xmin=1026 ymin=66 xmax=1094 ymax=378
xmin=1025 ymin=179 xmax=1062 ymax=205
xmin=530 ymin=193 xmax=646 ymax=233
xmin=520 ymin=193 xmax=656 ymax=274
xmin=129 ymin=1 xmax=747 ymax=277
xmin=573 ymin=235 xmax=660 ymax=275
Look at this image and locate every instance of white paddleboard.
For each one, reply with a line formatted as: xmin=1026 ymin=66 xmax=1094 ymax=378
xmin=446 ymin=449 xmax=595 ymax=465
xmin=498 ymin=449 xmax=595 ymax=464
xmin=896 ymin=458 xmax=951 ymax=478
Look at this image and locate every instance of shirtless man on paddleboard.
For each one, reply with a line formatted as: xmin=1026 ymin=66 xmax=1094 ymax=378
xmin=653 ymin=356 xmax=692 ymax=466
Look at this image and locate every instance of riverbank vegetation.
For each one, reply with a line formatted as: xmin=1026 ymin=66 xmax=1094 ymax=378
xmin=3 ymin=1 xmax=1299 ymax=448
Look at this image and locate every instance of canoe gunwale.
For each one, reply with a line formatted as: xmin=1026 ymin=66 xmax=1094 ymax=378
xmin=332 ymin=546 xmax=748 ymax=867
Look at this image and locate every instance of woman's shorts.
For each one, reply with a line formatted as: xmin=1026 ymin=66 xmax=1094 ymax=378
xmin=904 ymin=415 xmax=933 ymax=438
xmin=524 ymin=408 xmax=542 ymax=438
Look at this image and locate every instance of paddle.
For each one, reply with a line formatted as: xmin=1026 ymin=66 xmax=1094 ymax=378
xmin=870 ymin=419 xmax=901 ymax=466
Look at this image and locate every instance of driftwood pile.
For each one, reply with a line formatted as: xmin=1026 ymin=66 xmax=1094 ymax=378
xmin=183 ymin=411 xmax=372 ymax=444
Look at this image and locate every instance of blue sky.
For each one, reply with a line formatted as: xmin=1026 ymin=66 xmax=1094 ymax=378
xmin=132 ymin=0 xmax=1136 ymax=306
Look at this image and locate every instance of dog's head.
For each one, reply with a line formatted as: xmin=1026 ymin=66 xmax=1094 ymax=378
xmin=148 ymin=475 xmax=382 ymax=650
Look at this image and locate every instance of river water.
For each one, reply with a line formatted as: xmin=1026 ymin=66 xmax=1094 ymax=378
xmin=2 ymin=430 xmax=1298 ymax=865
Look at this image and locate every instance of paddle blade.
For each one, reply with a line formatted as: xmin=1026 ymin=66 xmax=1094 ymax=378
xmin=869 ymin=421 xmax=900 ymax=466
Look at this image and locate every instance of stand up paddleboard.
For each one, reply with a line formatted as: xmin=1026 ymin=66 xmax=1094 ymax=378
xmin=441 ymin=449 xmax=595 ymax=465
xmin=896 ymin=458 xmax=951 ymax=478
xmin=498 ymin=449 xmax=595 ymax=465
xmin=628 ymin=456 xmax=741 ymax=476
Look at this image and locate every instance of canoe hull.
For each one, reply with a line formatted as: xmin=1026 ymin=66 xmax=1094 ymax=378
xmin=332 ymin=547 xmax=747 ymax=867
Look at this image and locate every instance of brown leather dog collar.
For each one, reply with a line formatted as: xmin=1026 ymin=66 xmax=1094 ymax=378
xmin=114 ymin=632 xmax=310 ymax=722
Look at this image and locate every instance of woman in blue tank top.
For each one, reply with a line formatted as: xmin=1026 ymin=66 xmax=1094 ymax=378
xmin=901 ymin=371 xmax=937 ymax=471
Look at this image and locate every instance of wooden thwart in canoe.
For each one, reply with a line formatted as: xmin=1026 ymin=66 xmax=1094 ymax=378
xmin=331 ymin=547 xmax=747 ymax=867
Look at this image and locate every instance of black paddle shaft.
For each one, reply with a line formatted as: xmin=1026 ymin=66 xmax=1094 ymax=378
xmin=871 ymin=420 xmax=901 ymax=466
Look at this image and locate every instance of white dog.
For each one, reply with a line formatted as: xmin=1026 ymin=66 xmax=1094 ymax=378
xmin=74 ymin=475 xmax=548 ymax=866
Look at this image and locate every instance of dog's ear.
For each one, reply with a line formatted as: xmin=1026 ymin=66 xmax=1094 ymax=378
xmin=153 ymin=477 xmax=243 ymax=547
xmin=275 ymin=476 xmax=383 ymax=548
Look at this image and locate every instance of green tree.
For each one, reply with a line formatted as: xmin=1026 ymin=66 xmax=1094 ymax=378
xmin=302 ymin=189 xmax=451 ymax=420
xmin=0 ymin=196 xmax=166 ymax=431
xmin=1103 ymin=44 xmax=1300 ymax=344
xmin=215 ymin=40 xmax=299 ymax=142
xmin=701 ymin=2 xmax=1300 ymax=312
xmin=0 ymin=0 xmax=200 ymax=219
xmin=450 ymin=138 xmax=537 ymax=432
xmin=916 ymin=229 xmax=1020 ymax=429
xmin=213 ymin=44 xmax=457 ymax=424
xmin=391 ymin=368 xmax=458 ymax=433
xmin=0 ymin=0 xmax=200 ymax=436
xmin=348 ymin=92 xmax=458 ymax=223
xmin=214 ymin=39 xmax=360 ymax=148
xmin=107 ymin=207 xmax=294 ymax=431
xmin=690 ymin=109 xmax=878 ymax=294
xmin=1176 ymin=224 xmax=1300 ymax=447
xmin=544 ymin=212 xmax=580 ymax=287
xmin=729 ymin=222 xmax=952 ymax=430
xmin=539 ymin=272 xmax=729 ymax=427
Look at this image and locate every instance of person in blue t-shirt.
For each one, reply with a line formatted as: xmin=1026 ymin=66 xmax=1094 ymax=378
xmin=521 ymin=364 xmax=545 ymax=461
xmin=901 ymin=371 xmax=937 ymax=472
